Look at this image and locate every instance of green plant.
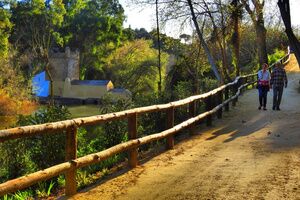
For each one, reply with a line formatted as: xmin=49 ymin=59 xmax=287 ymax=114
xmin=12 ymin=190 xmax=34 ymax=200
xmin=35 ymin=181 xmax=55 ymax=198
xmin=15 ymin=105 xmax=71 ymax=170
xmin=268 ymin=49 xmax=285 ymax=66
xmin=173 ymin=81 xmax=193 ymax=100
xmin=105 ymin=39 xmax=169 ymax=96
xmin=101 ymin=168 xmax=110 ymax=176
xmin=0 ymin=105 xmax=71 ymax=194
xmin=47 ymin=181 xmax=55 ymax=196
xmin=77 ymin=171 xmax=92 ymax=188
xmin=57 ymin=175 xmax=65 ymax=188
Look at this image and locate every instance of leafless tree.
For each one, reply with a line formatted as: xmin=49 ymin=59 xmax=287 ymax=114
xmin=130 ymin=0 xmax=223 ymax=83
xmin=187 ymin=0 xmax=222 ymax=83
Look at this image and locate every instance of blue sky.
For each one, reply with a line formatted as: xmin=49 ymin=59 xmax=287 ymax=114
xmin=119 ymin=0 xmax=300 ymax=38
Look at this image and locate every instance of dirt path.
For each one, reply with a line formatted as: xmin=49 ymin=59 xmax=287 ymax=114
xmin=68 ymin=55 xmax=300 ymax=200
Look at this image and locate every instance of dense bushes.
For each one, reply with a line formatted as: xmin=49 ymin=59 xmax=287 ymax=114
xmin=0 ymin=106 xmax=71 ymax=180
xmin=1 ymin=100 xmax=132 ymax=198
xmin=268 ymin=49 xmax=286 ymax=66
xmin=0 ymin=106 xmax=70 ymax=198
xmin=0 ymin=54 xmax=36 ymax=116
xmin=0 ymin=89 xmax=18 ymax=116
xmin=0 ymin=89 xmax=36 ymax=116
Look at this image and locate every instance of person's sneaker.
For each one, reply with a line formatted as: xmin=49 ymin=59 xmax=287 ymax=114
xmin=263 ymin=107 xmax=267 ymax=110
xmin=258 ymin=106 xmax=261 ymax=110
xmin=276 ymin=107 xmax=281 ymax=111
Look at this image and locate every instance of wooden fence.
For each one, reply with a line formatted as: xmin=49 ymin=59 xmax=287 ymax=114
xmin=0 ymin=54 xmax=290 ymax=197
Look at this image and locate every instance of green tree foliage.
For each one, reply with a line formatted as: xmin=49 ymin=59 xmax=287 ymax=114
xmin=0 ymin=49 xmax=34 ymax=116
xmin=0 ymin=57 xmax=31 ymax=100
xmin=240 ymin=25 xmax=288 ymax=72
xmin=0 ymin=11 xmax=34 ymax=116
xmin=9 ymin=0 xmax=66 ymax=75
xmin=266 ymin=28 xmax=289 ymax=53
xmin=166 ymin=39 xmax=215 ymax=98
xmin=150 ymin=30 xmax=184 ymax=55
xmin=0 ymin=6 xmax=12 ymax=58
xmin=61 ymin=0 xmax=125 ymax=79
xmin=133 ymin=28 xmax=152 ymax=40
xmin=268 ymin=49 xmax=285 ymax=66
xmin=105 ymin=39 xmax=169 ymax=97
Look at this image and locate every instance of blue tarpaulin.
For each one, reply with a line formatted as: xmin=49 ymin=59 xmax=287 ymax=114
xmin=32 ymin=71 xmax=50 ymax=97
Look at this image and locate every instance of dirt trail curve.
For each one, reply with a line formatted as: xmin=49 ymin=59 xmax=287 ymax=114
xmin=68 ymin=55 xmax=300 ymax=200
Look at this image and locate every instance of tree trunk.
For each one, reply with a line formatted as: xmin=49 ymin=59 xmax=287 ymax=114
xmin=220 ymin=2 xmax=232 ymax=83
xmin=45 ymin=63 xmax=54 ymax=105
xmin=156 ymin=0 xmax=162 ymax=94
xmin=187 ymin=0 xmax=222 ymax=83
xmin=285 ymin=29 xmax=300 ymax=64
xmin=255 ymin=23 xmax=268 ymax=66
xmin=231 ymin=0 xmax=240 ymax=77
xmin=278 ymin=0 xmax=300 ymax=66
xmin=219 ymin=41 xmax=232 ymax=82
xmin=241 ymin=0 xmax=268 ymax=66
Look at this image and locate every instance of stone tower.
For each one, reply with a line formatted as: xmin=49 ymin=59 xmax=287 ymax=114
xmin=47 ymin=47 xmax=80 ymax=81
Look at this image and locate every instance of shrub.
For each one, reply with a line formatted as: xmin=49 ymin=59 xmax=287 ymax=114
xmin=0 ymin=89 xmax=18 ymax=115
xmin=268 ymin=49 xmax=286 ymax=66
xmin=0 ymin=105 xmax=71 ymax=182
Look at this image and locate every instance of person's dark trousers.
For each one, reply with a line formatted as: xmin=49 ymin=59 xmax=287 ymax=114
xmin=258 ymin=85 xmax=268 ymax=108
xmin=273 ymin=86 xmax=284 ymax=109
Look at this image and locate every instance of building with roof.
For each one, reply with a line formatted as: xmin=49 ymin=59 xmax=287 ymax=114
xmin=32 ymin=47 xmax=131 ymax=101
xmin=62 ymin=79 xmax=114 ymax=99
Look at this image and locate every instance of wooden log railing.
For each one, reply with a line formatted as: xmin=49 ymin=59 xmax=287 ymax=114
xmin=0 ymin=54 xmax=290 ymax=197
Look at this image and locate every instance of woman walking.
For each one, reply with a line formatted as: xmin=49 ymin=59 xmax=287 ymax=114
xmin=257 ymin=63 xmax=271 ymax=110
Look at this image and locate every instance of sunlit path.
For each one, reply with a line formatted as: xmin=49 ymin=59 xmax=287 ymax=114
xmin=66 ymin=55 xmax=300 ymax=200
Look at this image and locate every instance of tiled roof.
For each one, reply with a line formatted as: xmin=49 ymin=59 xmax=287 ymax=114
xmin=71 ymin=80 xmax=110 ymax=86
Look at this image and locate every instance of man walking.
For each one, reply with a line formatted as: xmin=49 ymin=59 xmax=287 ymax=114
xmin=270 ymin=62 xmax=288 ymax=110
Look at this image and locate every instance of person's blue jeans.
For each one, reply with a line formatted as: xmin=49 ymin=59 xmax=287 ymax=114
xmin=273 ymin=86 xmax=284 ymax=109
xmin=258 ymin=85 xmax=268 ymax=107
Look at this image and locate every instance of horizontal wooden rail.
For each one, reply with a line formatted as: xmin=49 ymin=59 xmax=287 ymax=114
xmin=0 ymin=77 xmax=240 ymax=142
xmin=0 ymin=54 xmax=289 ymax=196
xmin=0 ymin=80 xmax=254 ymax=196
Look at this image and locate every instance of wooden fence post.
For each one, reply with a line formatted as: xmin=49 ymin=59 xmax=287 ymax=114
xmin=217 ymin=91 xmax=223 ymax=119
xmin=232 ymin=81 xmax=238 ymax=107
xmin=253 ymin=75 xmax=257 ymax=89
xmin=65 ymin=125 xmax=77 ymax=196
xmin=166 ymin=107 xmax=174 ymax=149
xmin=232 ymin=84 xmax=236 ymax=107
xmin=225 ymin=87 xmax=229 ymax=111
xmin=235 ymin=79 xmax=240 ymax=102
xmin=243 ymin=77 xmax=247 ymax=92
xmin=205 ymin=96 xmax=212 ymax=126
xmin=189 ymin=101 xmax=196 ymax=135
xmin=128 ymin=113 xmax=138 ymax=168
xmin=239 ymin=78 xmax=242 ymax=94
